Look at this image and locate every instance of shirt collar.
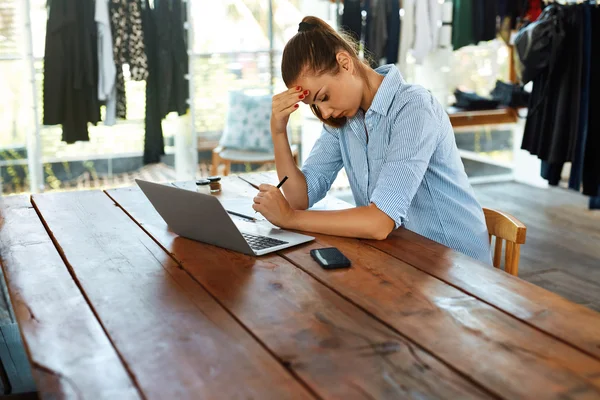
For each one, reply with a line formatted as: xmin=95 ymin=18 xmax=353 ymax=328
xmin=367 ymin=64 xmax=404 ymax=117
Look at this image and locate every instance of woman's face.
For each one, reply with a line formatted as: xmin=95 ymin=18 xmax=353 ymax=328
xmin=290 ymin=53 xmax=363 ymax=120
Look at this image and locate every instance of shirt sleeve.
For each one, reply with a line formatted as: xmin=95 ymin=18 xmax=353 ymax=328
xmin=370 ymin=94 xmax=440 ymax=228
xmin=301 ymin=125 xmax=344 ymax=208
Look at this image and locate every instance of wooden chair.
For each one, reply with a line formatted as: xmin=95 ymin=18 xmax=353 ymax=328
xmin=210 ymin=145 xmax=299 ymax=176
xmin=483 ymin=208 xmax=527 ymax=276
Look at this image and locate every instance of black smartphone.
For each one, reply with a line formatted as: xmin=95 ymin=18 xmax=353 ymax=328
xmin=310 ymin=247 xmax=351 ymax=270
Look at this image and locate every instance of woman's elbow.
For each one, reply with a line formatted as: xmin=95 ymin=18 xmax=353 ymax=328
xmin=371 ymin=227 xmax=392 ymax=240
xmin=366 ymin=221 xmax=394 ymax=240
xmin=285 ymin=194 xmax=309 ymax=210
xmin=364 ymin=206 xmax=395 ymax=240
xmin=289 ymin=200 xmax=308 ymax=211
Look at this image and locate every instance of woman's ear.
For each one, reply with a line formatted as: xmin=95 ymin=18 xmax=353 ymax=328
xmin=336 ymin=51 xmax=354 ymax=74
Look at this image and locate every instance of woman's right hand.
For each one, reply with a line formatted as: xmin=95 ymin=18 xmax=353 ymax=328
xmin=271 ymin=86 xmax=310 ymax=135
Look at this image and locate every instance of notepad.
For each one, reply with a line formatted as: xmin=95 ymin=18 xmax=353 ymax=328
xmin=220 ymin=196 xmax=353 ymax=221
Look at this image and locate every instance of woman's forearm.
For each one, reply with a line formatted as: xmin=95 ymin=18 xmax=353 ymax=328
xmin=286 ymin=204 xmax=395 ymax=240
xmin=272 ymin=133 xmax=309 ymax=210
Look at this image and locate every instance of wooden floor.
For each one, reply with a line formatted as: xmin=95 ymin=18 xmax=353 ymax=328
xmin=473 ymin=182 xmax=600 ymax=312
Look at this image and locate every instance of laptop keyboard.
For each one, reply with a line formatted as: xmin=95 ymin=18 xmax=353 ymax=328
xmin=242 ymin=232 xmax=288 ymax=251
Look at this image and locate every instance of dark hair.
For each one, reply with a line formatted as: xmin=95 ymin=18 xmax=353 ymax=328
xmin=281 ymin=16 xmax=371 ymax=128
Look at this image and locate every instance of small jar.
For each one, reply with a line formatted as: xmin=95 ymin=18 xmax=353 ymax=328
xmin=195 ymin=178 xmax=211 ymax=194
xmin=207 ymin=176 xmax=222 ymax=193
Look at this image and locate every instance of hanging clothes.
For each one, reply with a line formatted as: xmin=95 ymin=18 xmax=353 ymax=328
xmin=365 ymin=0 xmax=389 ymax=66
xmin=362 ymin=0 xmax=402 ymax=67
xmin=340 ymin=0 xmax=362 ymax=43
xmin=500 ymin=0 xmax=527 ymax=28
xmin=525 ymin=0 xmax=543 ymax=22
xmin=520 ymin=3 xmax=600 ymax=206
xmin=385 ymin=0 xmax=401 ymax=64
xmin=413 ymin=0 xmax=441 ymax=64
xmin=96 ymin=0 xmax=117 ymax=126
xmin=142 ymin=0 xmax=164 ymax=165
xmin=142 ymin=0 xmax=189 ymax=164
xmin=453 ymin=0 xmax=502 ymax=50
xmin=452 ymin=0 xmax=474 ymax=50
xmin=582 ymin=5 xmax=600 ymax=197
xmin=522 ymin=5 xmax=583 ymax=167
xmin=110 ymin=0 xmax=149 ymax=120
xmin=156 ymin=0 xmax=189 ymax=118
xmin=43 ymin=0 xmax=100 ymax=144
xmin=569 ymin=2 xmax=591 ymax=191
xmin=398 ymin=0 xmax=415 ymax=73
xmin=472 ymin=0 xmax=498 ymax=43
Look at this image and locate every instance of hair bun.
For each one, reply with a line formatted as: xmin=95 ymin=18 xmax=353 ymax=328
xmin=298 ymin=21 xmax=316 ymax=32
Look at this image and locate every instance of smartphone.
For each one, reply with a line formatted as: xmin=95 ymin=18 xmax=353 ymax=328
xmin=310 ymin=247 xmax=351 ymax=270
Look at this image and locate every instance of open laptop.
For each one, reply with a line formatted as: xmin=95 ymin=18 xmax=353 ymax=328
xmin=135 ymin=179 xmax=314 ymax=256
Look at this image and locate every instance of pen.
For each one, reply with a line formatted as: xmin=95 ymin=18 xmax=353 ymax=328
xmin=227 ymin=210 xmax=256 ymax=221
xmin=276 ymin=176 xmax=289 ymax=189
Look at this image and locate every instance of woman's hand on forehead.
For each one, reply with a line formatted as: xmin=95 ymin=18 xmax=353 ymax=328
xmin=270 ymin=86 xmax=310 ymax=134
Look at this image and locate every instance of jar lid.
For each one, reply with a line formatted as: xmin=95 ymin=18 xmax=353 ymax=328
xmin=195 ymin=179 xmax=210 ymax=186
xmin=207 ymin=176 xmax=221 ymax=182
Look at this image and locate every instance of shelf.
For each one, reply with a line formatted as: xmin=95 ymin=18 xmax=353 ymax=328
xmin=448 ymin=106 xmax=519 ymax=128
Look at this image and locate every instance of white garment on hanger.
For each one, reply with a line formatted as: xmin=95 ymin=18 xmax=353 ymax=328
xmin=95 ymin=0 xmax=117 ymax=126
xmin=398 ymin=0 xmax=415 ymax=73
xmin=412 ymin=0 xmax=441 ymax=64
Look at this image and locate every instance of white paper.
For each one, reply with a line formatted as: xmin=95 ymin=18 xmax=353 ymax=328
xmin=220 ymin=196 xmax=354 ymax=221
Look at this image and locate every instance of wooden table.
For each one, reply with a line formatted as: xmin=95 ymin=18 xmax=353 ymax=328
xmin=1 ymin=172 xmax=600 ymax=400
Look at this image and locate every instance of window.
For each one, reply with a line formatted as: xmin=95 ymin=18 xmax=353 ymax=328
xmin=1 ymin=0 xmax=302 ymax=195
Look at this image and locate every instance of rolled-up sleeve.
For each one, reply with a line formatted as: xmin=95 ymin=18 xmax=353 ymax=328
xmin=370 ymin=95 xmax=440 ymax=228
xmin=301 ymin=126 xmax=344 ymax=208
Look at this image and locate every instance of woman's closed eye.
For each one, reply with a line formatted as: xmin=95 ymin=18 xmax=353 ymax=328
xmin=321 ymin=95 xmax=328 ymax=102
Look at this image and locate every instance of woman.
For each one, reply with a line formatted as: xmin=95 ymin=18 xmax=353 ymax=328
xmin=252 ymin=16 xmax=492 ymax=265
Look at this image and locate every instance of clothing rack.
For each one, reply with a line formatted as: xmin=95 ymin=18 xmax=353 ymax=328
xmin=521 ymin=1 xmax=600 ymax=207
xmin=543 ymin=0 xmax=599 ymax=4
xmin=542 ymin=0 xmax=600 ymax=5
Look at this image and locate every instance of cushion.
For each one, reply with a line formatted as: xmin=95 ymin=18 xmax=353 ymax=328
xmin=219 ymin=91 xmax=274 ymax=152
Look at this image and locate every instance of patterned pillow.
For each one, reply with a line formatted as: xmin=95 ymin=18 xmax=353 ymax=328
xmin=219 ymin=91 xmax=274 ymax=152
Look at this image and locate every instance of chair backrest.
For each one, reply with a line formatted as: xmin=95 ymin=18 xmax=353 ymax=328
xmin=483 ymin=207 xmax=527 ymax=276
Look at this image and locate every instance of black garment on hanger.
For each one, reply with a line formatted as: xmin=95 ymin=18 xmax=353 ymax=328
xmin=473 ymin=0 xmax=498 ymax=43
xmin=341 ymin=0 xmax=363 ymax=42
xmin=43 ymin=0 xmax=100 ymax=144
xmin=522 ymin=5 xmax=583 ymax=166
xmin=569 ymin=2 xmax=591 ymax=191
xmin=385 ymin=0 xmax=401 ymax=64
xmin=143 ymin=0 xmax=164 ymax=165
xmin=582 ymin=6 xmax=600 ymax=196
xmin=142 ymin=0 xmax=189 ymax=165
xmin=156 ymin=0 xmax=189 ymax=118
xmin=522 ymin=4 xmax=600 ymax=201
xmin=365 ymin=0 xmax=390 ymax=66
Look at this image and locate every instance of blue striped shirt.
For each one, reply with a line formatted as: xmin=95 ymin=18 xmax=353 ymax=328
xmin=301 ymin=64 xmax=492 ymax=265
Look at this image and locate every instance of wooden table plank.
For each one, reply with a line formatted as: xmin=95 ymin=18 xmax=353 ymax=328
xmin=0 ymin=195 xmax=140 ymax=400
xmin=280 ymin=234 xmax=600 ymax=400
xmin=107 ymin=183 xmax=494 ymax=400
xmin=366 ymin=228 xmax=600 ymax=361
xmin=31 ymin=191 xmax=312 ymax=400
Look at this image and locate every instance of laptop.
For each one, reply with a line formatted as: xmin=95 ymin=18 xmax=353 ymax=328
xmin=135 ymin=179 xmax=314 ymax=256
